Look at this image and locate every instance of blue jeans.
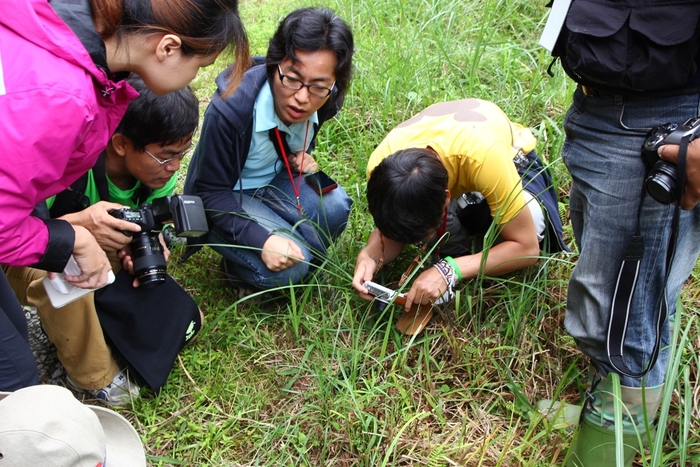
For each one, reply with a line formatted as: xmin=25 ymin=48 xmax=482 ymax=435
xmin=0 ymin=269 xmax=39 ymax=390
xmin=562 ymin=87 xmax=700 ymax=387
xmin=212 ymin=172 xmax=352 ymax=289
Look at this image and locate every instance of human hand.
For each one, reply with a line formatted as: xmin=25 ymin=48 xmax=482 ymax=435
xmin=352 ymin=250 xmax=379 ymax=301
xmin=403 ymin=267 xmax=449 ymax=312
xmin=261 ymin=235 xmax=305 ymax=271
xmin=159 ymin=232 xmax=171 ymax=263
xmin=117 ymin=244 xmax=134 ymax=276
xmin=288 ymin=152 xmax=318 ymax=173
xmin=658 ymin=139 xmax=700 ymax=209
xmin=63 ymin=226 xmax=112 ymax=288
xmin=60 ymin=201 xmax=141 ymax=251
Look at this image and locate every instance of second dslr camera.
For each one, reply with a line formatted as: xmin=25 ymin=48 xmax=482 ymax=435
xmin=109 ymin=195 xmax=208 ymax=288
xmin=642 ymin=117 xmax=700 ymax=204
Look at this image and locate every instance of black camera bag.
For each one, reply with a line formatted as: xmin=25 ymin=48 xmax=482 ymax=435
xmin=95 ymin=269 xmax=201 ymax=392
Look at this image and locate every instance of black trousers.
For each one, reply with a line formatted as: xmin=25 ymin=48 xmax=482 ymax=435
xmin=0 ymin=269 xmax=38 ymax=391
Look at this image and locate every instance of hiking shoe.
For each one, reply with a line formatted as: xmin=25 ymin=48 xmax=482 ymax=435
xmin=163 ymin=225 xmax=187 ymax=249
xmin=219 ymin=258 xmax=290 ymax=306
xmin=67 ymin=369 xmax=140 ymax=407
xmin=220 ymin=258 xmax=258 ymax=298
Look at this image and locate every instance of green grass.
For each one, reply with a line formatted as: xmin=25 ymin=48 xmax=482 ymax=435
xmin=123 ymin=0 xmax=700 ymax=465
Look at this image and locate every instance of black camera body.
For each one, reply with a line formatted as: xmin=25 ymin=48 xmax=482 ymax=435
xmin=642 ymin=117 xmax=700 ymax=204
xmin=109 ymin=195 xmax=208 ymax=287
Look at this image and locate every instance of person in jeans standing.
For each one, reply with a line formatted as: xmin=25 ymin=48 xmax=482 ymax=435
xmin=549 ymin=1 xmax=700 ymax=465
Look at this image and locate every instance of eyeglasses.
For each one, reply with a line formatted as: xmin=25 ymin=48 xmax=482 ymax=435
xmin=144 ymin=144 xmax=193 ymax=165
xmin=277 ymin=65 xmax=335 ymax=98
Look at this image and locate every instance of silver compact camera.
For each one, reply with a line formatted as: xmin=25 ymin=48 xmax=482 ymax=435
xmin=363 ymin=281 xmax=403 ymax=304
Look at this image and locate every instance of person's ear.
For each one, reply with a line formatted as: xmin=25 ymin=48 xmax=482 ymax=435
xmin=111 ymin=134 xmax=130 ymax=157
xmin=443 ymin=189 xmax=451 ymax=209
xmin=155 ymin=34 xmax=183 ymax=62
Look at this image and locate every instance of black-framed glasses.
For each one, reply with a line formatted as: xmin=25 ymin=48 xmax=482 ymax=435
xmin=277 ymin=65 xmax=335 ymax=98
xmin=144 ymin=144 xmax=193 ymax=165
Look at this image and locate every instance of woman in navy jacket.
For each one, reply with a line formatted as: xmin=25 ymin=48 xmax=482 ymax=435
xmin=185 ymin=8 xmax=354 ymax=293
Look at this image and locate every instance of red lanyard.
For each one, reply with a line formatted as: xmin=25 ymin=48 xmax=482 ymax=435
xmin=273 ymin=122 xmax=309 ymax=211
xmin=437 ymin=210 xmax=447 ymax=239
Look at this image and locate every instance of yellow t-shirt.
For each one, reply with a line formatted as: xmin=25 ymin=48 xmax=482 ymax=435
xmin=367 ymin=99 xmax=537 ymax=225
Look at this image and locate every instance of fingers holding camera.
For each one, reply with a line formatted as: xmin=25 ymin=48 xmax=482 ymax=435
xmin=261 ymin=235 xmax=305 ymax=272
xmin=352 ymin=230 xmax=404 ymax=299
xmin=117 ymin=245 xmax=134 ymax=275
xmin=60 ymin=201 xmax=141 ymax=251
xmin=63 ymin=226 xmax=112 ymax=289
xmin=352 ymin=252 xmax=379 ymax=300
xmin=658 ymin=141 xmax=700 ymax=210
xmin=114 ymin=233 xmax=169 ymax=288
xmin=405 ymin=268 xmax=446 ymax=311
xmin=115 ymin=246 xmax=144 ymax=288
xmin=115 ymin=247 xmax=142 ymax=288
xmin=158 ymin=232 xmax=171 ymax=263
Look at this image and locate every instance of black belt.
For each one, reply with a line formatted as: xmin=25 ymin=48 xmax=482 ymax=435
xmin=581 ymin=84 xmax=699 ymax=99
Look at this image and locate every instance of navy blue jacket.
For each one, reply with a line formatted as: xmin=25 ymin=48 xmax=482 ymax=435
xmin=184 ymin=60 xmax=344 ymax=252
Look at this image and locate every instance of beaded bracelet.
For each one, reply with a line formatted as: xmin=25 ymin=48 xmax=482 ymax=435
xmin=433 ymin=260 xmax=456 ymax=305
xmin=433 ymin=260 xmax=457 ymax=289
xmin=443 ymin=256 xmax=462 ymax=282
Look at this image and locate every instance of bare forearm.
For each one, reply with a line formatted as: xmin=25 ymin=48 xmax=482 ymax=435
xmin=362 ymin=229 xmax=404 ymax=264
xmin=453 ymin=241 xmax=539 ymax=279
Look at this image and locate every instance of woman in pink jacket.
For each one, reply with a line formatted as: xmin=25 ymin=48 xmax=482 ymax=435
xmin=0 ymin=0 xmax=249 ymax=390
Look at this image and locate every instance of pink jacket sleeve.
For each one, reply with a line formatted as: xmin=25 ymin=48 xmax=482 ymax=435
xmin=0 ymin=88 xmax=95 ymax=267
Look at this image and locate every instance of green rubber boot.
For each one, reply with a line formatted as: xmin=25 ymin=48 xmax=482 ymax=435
xmin=566 ymin=418 xmax=641 ymax=467
xmin=565 ymin=369 xmax=663 ymax=467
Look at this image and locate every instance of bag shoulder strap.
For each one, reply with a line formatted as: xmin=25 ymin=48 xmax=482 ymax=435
xmin=49 ymin=152 xmax=110 ymax=217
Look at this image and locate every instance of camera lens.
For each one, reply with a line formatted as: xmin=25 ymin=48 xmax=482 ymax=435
xmin=130 ymin=231 xmax=167 ymax=288
xmin=644 ymin=160 xmax=677 ymax=205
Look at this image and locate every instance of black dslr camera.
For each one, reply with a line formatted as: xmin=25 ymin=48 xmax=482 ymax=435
xmin=642 ymin=117 xmax=700 ymax=204
xmin=109 ymin=195 xmax=208 ymax=287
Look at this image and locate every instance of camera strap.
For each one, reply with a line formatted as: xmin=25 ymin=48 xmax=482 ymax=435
xmin=49 ymin=152 xmax=110 ymax=218
xmin=607 ymin=134 xmax=690 ymax=378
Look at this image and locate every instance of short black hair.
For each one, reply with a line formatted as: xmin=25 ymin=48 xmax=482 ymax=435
xmin=367 ymin=148 xmax=449 ymax=244
xmin=115 ymin=75 xmax=199 ymax=151
xmin=265 ymin=8 xmax=354 ymax=98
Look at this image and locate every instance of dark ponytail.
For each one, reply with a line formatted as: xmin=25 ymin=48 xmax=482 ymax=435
xmin=89 ymin=0 xmax=250 ymax=92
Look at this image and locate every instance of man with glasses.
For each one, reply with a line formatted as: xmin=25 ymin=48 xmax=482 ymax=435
xmin=184 ymin=8 xmax=354 ymax=295
xmin=352 ymin=99 xmax=568 ymax=331
xmin=4 ymin=76 xmax=203 ymax=405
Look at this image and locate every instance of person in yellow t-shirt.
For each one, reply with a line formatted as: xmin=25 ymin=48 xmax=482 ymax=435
xmin=352 ymin=99 xmax=567 ymax=313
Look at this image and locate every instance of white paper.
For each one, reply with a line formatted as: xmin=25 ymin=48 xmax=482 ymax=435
xmin=539 ymin=0 xmax=572 ymax=52
xmin=43 ymin=256 xmax=115 ymax=308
